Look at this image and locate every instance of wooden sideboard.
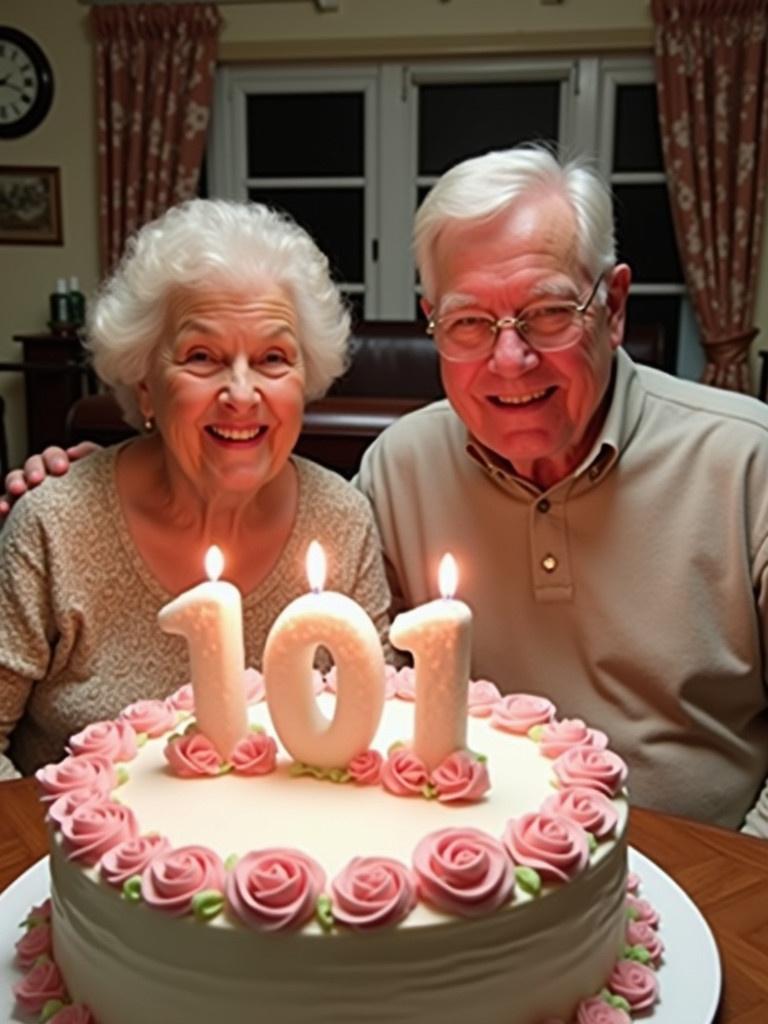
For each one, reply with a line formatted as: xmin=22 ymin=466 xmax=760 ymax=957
xmin=0 ymin=333 xmax=95 ymax=458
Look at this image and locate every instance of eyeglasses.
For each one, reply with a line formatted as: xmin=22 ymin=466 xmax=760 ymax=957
xmin=426 ymin=273 xmax=605 ymax=362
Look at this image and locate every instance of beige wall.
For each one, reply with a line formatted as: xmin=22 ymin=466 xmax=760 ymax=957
xmin=1 ymin=0 xmax=766 ymax=467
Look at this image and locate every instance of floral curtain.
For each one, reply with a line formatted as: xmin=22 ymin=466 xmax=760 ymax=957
xmin=651 ymin=0 xmax=768 ymax=392
xmin=91 ymin=4 xmax=222 ymax=274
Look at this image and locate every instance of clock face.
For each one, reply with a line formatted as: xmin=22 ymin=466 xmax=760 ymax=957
xmin=0 ymin=27 xmax=54 ymax=139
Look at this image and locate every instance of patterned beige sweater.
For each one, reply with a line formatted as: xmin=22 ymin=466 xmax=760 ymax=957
xmin=0 ymin=447 xmax=390 ymax=778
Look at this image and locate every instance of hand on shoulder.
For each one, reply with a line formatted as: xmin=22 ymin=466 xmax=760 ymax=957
xmin=0 ymin=442 xmax=100 ymax=520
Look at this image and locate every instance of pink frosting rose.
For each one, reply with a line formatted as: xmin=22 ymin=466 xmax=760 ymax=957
xmin=61 ymin=800 xmax=139 ymax=866
xmin=241 ymin=667 xmax=264 ymax=703
xmin=230 ymin=732 xmax=278 ymax=775
xmin=46 ymin=787 xmax=100 ymax=829
xmin=118 ymin=698 xmax=177 ymax=737
xmin=537 ymin=718 xmax=608 ymax=758
xmin=331 ymin=856 xmax=417 ymax=929
xmin=490 ymin=693 xmax=556 ymax=734
xmin=35 ymin=753 xmax=116 ymax=802
xmin=608 ymin=959 xmax=659 ymax=1011
xmin=626 ymin=919 xmax=665 ymax=965
xmin=164 ymin=732 xmax=224 ymax=777
xmin=541 ymin=786 xmax=618 ymax=839
xmin=467 ymin=679 xmax=502 ymax=717
xmin=12 ymin=959 xmax=67 ymax=1014
xmin=412 ymin=827 xmax=515 ymax=917
xmin=393 ymin=665 xmax=417 ymax=700
xmin=381 ymin=748 xmax=429 ymax=796
xmin=226 ymin=848 xmax=325 ymax=931
xmin=167 ymin=684 xmax=195 ymax=713
xmin=347 ymin=749 xmax=383 ymax=785
xmin=431 ymin=751 xmax=490 ymax=803
xmin=625 ymin=894 xmax=660 ymax=927
xmin=100 ymin=834 xmax=172 ymax=889
xmin=503 ymin=812 xmax=589 ymax=882
xmin=625 ymin=871 xmax=641 ymax=894
xmin=553 ymin=747 xmax=628 ymax=797
xmin=575 ymin=997 xmax=631 ymax=1024
xmin=49 ymin=1007 xmax=98 ymax=1024
xmin=68 ymin=719 xmax=138 ymax=762
xmin=15 ymin=923 xmax=52 ymax=968
xmin=142 ymin=846 xmax=226 ymax=916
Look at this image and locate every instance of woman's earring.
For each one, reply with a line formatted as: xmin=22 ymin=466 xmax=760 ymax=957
xmin=143 ymin=416 xmax=154 ymax=432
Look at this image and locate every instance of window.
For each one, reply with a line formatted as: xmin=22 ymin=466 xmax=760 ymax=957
xmin=210 ymin=55 xmax=688 ymax=370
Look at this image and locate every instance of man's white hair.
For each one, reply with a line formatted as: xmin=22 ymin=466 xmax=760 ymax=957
xmin=413 ymin=144 xmax=617 ymax=300
xmin=88 ymin=198 xmax=350 ymax=429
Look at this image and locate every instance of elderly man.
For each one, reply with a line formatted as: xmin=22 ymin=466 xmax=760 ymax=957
xmin=355 ymin=146 xmax=768 ymax=837
xmin=3 ymin=146 xmax=768 ymax=837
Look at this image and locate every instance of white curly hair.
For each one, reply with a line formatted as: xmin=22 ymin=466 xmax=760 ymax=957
xmin=87 ymin=199 xmax=350 ymax=429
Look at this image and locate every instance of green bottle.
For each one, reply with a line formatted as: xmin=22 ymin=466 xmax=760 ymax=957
xmin=68 ymin=276 xmax=86 ymax=328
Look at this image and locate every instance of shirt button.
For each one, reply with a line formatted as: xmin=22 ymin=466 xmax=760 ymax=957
xmin=541 ymin=554 xmax=558 ymax=573
xmin=536 ymin=498 xmax=550 ymax=513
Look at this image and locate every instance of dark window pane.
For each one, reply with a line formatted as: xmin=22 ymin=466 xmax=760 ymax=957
xmin=247 ymin=187 xmax=363 ymax=283
xmin=625 ymin=294 xmax=680 ymax=373
xmin=246 ymin=93 xmax=363 ymax=177
xmin=419 ymin=82 xmax=560 ymax=176
xmin=613 ymin=85 xmax=663 ymax=172
xmin=614 ymin=184 xmax=682 ymax=283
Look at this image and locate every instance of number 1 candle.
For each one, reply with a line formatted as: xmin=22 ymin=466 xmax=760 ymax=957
xmin=389 ymin=553 xmax=471 ymax=771
xmin=158 ymin=546 xmax=248 ymax=759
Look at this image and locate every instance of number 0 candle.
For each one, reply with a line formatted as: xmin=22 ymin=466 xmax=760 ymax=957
xmin=158 ymin=546 xmax=248 ymax=759
xmin=263 ymin=541 xmax=386 ymax=769
xmin=389 ymin=553 xmax=471 ymax=771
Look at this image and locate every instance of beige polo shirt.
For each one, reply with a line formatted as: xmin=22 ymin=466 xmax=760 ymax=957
xmin=356 ymin=349 xmax=768 ymax=835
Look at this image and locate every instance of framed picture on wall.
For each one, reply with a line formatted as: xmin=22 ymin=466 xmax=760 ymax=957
xmin=0 ymin=165 xmax=62 ymax=245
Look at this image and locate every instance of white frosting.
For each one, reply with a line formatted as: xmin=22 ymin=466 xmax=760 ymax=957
xmin=49 ymin=694 xmax=629 ymax=1024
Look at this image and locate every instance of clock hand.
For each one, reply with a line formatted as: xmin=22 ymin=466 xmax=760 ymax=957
xmin=2 ymin=80 xmax=23 ymax=94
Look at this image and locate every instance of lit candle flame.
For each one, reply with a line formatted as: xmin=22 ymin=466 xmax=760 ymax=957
xmin=438 ymin=553 xmax=458 ymax=599
xmin=306 ymin=540 xmax=326 ymax=593
xmin=205 ymin=545 xmax=224 ymax=582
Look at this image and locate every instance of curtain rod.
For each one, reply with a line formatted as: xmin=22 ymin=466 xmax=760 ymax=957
xmin=80 ymin=0 xmax=340 ymax=8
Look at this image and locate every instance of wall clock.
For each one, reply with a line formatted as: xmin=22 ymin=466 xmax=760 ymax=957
xmin=0 ymin=26 xmax=54 ymax=139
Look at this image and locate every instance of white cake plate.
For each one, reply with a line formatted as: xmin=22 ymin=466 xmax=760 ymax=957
xmin=0 ymin=848 xmax=721 ymax=1023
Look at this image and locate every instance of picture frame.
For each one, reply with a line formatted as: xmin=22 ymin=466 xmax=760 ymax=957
xmin=0 ymin=165 xmax=62 ymax=245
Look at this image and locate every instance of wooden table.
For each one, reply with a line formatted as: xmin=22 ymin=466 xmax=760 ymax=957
xmin=1 ymin=778 xmax=766 ymax=1022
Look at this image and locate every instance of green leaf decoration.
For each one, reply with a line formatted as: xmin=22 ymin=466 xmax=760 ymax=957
xmin=387 ymin=740 xmax=405 ymax=755
xmin=40 ymin=999 xmax=68 ymax=1022
xmin=22 ymin=913 xmax=46 ymax=930
xmin=327 ymin=767 xmax=351 ymax=784
xmin=290 ymin=761 xmax=325 ymax=780
xmin=600 ymin=989 xmax=631 ymax=1012
xmin=224 ymin=853 xmax=239 ymax=871
xmin=467 ymin=748 xmax=487 ymax=763
xmin=115 ymin=765 xmax=130 ymax=787
xmin=183 ymin=722 xmax=198 ymax=736
xmin=626 ymin=904 xmax=640 ymax=920
xmin=587 ymin=832 xmax=598 ymax=854
xmin=527 ymin=724 xmax=544 ymax=742
xmin=122 ymin=876 xmax=143 ymax=903
xmin=622 ymin=944 xmax=652 ymax=965
xmin=192 ymin=890 xmax=225 ymax=922
xmin=515 ymin=866 xmax=542 ymax=896
xmin=249 ymin=723 xmax=265 ymax=734
xmin=218 ymin=762 xmax=234 ymax=776
xmin=136 ymin=733 xmax=148 ymax=748
xmin=422 ymin=782 xmax=438 ymax=800
xmin=316 ymin=894 xmax=334 ymax=933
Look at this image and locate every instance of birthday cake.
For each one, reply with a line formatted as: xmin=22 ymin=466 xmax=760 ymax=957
xmin=12 ymin=670 xmax=663 ymax=1024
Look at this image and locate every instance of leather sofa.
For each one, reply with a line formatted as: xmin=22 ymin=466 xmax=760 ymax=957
xmin=65 ymin=319 xmax=665 ymax=479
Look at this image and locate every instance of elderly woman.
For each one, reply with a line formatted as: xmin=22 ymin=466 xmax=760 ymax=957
xmin=0 ymin=199 xmax=390 ymax=779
